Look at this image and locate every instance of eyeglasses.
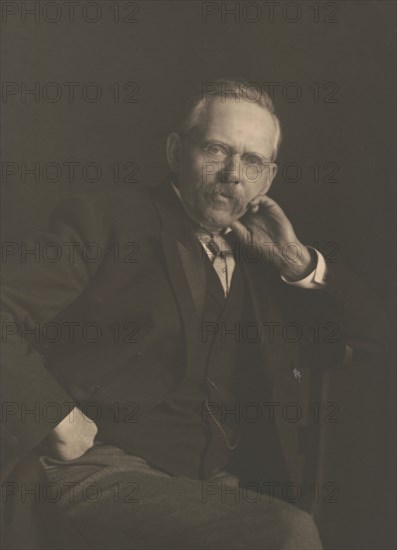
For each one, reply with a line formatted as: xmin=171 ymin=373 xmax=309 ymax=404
xmin=202 ymin=141 xmax=276 ymax=172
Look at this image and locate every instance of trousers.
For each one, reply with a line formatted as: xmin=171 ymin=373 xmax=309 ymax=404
xmin=41 ymin=443 xmax=323 ymax=550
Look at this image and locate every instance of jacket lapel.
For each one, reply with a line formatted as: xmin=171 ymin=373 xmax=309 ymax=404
xmin=149 ymin=182 xmax=207 ymax=360
xmin=160 ymin=231 xmax=206 ymax=325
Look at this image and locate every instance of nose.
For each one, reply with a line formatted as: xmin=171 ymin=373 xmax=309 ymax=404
xmin=220 ymin=153 xmax=241 ymax=185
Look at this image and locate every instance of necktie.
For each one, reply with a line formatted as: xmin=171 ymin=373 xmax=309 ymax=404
xmin=196 ymin=232 xmax=235 ymax=296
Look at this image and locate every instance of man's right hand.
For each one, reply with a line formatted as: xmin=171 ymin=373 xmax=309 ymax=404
xmin=42 ymin=406 xmax=98 ymax=460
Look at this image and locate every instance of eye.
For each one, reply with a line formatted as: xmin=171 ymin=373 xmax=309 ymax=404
xmin=205 ymin=143 xmax=228 ymax=158
xmin=243 ymin=154 xmax=264 ymax=167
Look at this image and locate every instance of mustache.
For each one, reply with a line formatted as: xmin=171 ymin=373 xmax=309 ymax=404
xmin=203 ymin=183 xmax=244 ymax=212
xmin=207 ymin=183 xmax=238 ymax=199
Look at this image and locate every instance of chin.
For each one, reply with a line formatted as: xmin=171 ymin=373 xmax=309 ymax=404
xmin=201 ymin=208 xmax=237 ymax=231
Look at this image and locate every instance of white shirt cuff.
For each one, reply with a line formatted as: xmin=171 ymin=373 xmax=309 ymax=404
xmin=281 ymin=247 xmax=328 ymax=289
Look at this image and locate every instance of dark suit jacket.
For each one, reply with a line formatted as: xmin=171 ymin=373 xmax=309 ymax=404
xmin=1 ymin=181 xmax=386 ymax=549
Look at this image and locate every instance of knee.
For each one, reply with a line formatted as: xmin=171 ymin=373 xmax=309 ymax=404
xmin=282 ymin=506 xmax=323 ymax=550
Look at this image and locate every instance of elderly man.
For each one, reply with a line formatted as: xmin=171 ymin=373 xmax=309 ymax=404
xmin=1 ymin=80 xmax=383 ymax=549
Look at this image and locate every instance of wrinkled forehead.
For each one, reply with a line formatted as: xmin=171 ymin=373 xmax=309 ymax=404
xmin=194 ymin=97 xmax=278 ymax=156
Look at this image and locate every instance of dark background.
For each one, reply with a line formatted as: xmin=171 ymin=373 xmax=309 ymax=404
xmin=1 ymin=1 xmax=396 ymax=548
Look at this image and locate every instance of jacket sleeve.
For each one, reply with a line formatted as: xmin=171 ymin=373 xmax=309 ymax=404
xmin=1 ymin=194 xmax=111 ymax=479
xmin=284 ymin=260 xmax=390 ymax=371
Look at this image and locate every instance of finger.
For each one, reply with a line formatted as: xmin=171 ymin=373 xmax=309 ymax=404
xmin=249 ymin=192 xmax=268 ymax=208
xmin=255 ymin=195 xmax=289 ymax=222
xmin=230 ymin=220 xmax=251 ymax=244
xmin=255 ymin=194 xmax=282 ymax=210
xmin=248 ymin=195 xmax=283 ymax=220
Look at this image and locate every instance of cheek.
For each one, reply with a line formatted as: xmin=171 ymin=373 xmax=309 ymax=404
xmin=243 ymin=180 xmax=269 ymax=202
xmin=191 ymin=152 xmax=221 ymax=186
xmin=241 ymin=165 xmax=272 ymax=191
xmin=180 ymin=155 xmax=204 ymax=183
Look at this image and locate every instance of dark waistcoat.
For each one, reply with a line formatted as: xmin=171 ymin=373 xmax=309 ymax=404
xmin=95 ymin=253 xmax=246 ymax=479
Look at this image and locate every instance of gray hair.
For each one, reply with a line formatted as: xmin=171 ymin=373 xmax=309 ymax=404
xmin=178 ymin=79 xmax=281 ymax=160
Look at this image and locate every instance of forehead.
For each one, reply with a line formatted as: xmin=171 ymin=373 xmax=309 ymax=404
xmin=195 ymin=98 xmax=277 ymax=155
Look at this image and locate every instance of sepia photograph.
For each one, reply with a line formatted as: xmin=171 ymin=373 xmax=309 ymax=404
xmin=1 ymin=1 xmax=395 ymax=549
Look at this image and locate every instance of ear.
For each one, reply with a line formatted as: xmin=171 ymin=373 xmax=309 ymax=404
xmin=166 ymin=133 xmax=182 ymax=173
xmin=270 ymin=161 xmax=278 ymax=183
